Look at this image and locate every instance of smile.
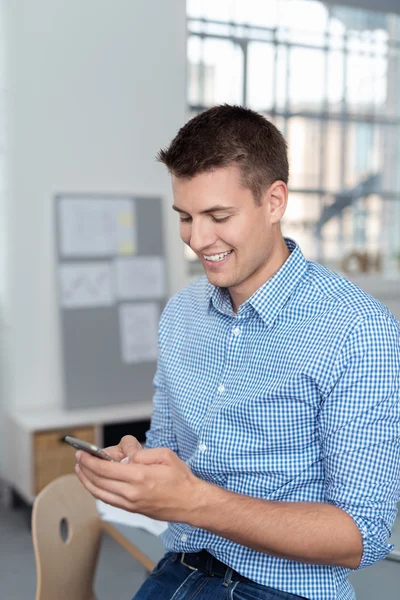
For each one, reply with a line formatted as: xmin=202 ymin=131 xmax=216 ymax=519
xmin=203 ymin=250 xmax=233 ymax=263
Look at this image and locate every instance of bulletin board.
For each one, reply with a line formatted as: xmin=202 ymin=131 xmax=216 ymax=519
xmin=55 ymin=194 xmax=167 ymax=410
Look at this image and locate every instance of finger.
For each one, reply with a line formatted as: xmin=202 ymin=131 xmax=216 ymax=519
xmin=131 ymin=447 xmax=175 ymax=466
xmin=77 ymin=450 xmax=143 ymax=483
xmin=77 ymin=462 xmax=140 ymax=498
xmin=102 ymin=445 xmax=125 ymax=461
xmin=119 ymin=435 xmax=143 ymax=458
xmin=75 ymin=464 xmax=134 ymax=511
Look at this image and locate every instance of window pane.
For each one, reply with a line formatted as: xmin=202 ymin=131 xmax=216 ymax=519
xmin=231 ymin=0 xmax=279 ymax=28
xmin=345 ymin=123 xmax=380 ymax=189
xmin=282 ymin=193 xmax=321 ymax=260
xmin=346 ymin=33 xmax=381 ymax=114
xmin=289 ymin=48 xmax=325 ymax=111
xmin=365 ymin=195 xmax=384 ymax=252
xmin=188 ymin=36 xmax=244 ymax=107
xmin=323 ymin=121 xmax=343 ymax=191
xmin=247 ymin=43 xmax=274 ymax=111
xmin=277 ymin=0 xmax=328 ymax=47
xmin=327 ymin=50 xmax=344 ymax=112
xmin=287 ymin=118 xmax=321 ymax=188
xmin=269 ymin=115 xmax=286 ymax=135
xmin=275 ymin=46 xmax=288 ymax=112
xmin=385 ymin=45 xmax=400 ymax=119
xmin=314 ymin=194 xmax=385 ymax=270
xmin=187 ymin=0 xmax=238 ymax=21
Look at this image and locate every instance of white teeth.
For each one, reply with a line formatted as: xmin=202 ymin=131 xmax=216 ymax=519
xmin=203 ymin=250 xmax=232 ymax=262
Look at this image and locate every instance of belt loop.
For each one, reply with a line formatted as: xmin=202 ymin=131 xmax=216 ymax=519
xmin=205 ymin=551 xmax=214 ymax=577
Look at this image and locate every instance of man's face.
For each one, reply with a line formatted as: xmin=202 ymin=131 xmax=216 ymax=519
xmin=172 ymin=165 xmax=287 ymax=309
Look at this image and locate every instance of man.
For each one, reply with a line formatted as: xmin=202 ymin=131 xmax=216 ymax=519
xmin=76 ymin=105 xmax=400 ymax=600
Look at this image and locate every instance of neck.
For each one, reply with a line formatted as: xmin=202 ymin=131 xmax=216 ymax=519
xmin=229 ymin=236 xmax=290 ymax=313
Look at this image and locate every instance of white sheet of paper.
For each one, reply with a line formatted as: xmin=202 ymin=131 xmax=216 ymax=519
xmin=59 ymin=197 xmax=137 ymax=257
xmin=119 ymin=302 xmax=159 ymax=363
xmin=96 ymin=499 xmax=168 ymax=536
xmin=60 ymin=262 xmax=115 ymax=308
xmin=115 ymin=256 xmax=166 ymax=300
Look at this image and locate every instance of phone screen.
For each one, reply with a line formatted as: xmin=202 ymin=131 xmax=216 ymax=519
xmin=63 ymin=435 xmax=115 ymax=461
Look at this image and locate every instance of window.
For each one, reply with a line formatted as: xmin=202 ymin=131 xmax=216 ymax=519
xmin=186 ymin=0 xmax=400 ymax=276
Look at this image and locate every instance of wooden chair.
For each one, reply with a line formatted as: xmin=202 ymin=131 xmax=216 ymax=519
xmin=31 ymin=473 xmax=102 ymax=600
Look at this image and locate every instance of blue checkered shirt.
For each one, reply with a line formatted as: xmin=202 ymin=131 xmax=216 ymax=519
xmin=145 ymin=238 xmax=400 ymax=600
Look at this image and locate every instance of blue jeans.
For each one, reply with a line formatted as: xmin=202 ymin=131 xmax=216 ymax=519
xmin=132 ymin=552 xmax=307 ymax=600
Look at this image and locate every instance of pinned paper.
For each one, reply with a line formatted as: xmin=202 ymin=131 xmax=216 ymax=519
xmin=115 ymin=256 xmax=166 ymax=300
xmin=59 ymin=197 xmax=137 ymax=257
xmin=60 ymin=262 xmax=115 ymax=308
xmin=119 ymin=302 xmax=159 ymax=363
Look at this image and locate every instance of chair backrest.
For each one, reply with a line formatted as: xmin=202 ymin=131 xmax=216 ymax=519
xmin=32 ymin=473 xmax=101 ymax=600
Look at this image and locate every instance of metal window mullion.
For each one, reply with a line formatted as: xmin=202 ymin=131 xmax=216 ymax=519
xmin=242 ymin=40 xmax=248 ymax=107
xmin=272 ymin=28 xmax=278 ymax=117
xmin=188 ymin=103 xmax=400 ymax=127
xmin=283 ymin=41 xmax=291 ymax=138
xmin=199 ymin=34 xmax=206 ymax=107
xmin=340 ymin=32 xmax=349 ymax=196
xmin=317 ymin=15 xmax=331 ymax=263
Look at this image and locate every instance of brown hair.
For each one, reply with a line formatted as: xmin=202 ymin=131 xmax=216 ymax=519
xmin=157 ymin=104 xmax=289 ymax=204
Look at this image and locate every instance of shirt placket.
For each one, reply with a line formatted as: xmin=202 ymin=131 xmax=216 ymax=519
xmin=195 ymin=316 xmax=245 ymax=466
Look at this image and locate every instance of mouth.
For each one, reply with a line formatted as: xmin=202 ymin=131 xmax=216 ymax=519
xmin=202 ymin=249 xmax=233 ymax=267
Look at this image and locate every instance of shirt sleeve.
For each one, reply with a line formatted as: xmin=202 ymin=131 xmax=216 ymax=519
xmin=144 ymin=300 xmax=179 ymax=453
xmin=318 ymin=313 xmax=400 ymax=570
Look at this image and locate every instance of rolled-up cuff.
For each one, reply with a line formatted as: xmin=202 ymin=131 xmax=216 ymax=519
xmin=342 ymin=511 xmax=394 ymax=570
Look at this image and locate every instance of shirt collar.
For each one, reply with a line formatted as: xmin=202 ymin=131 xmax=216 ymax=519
xmin=208 ymin=238 xmax=308 ymax=326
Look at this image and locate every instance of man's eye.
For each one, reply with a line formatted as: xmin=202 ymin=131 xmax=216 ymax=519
xmin=212 ymin=216 xmax=230 ymax=223
xmin=179 ymin=216 xmax=192 ymax=223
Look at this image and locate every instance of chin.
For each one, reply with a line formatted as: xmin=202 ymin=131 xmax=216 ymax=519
xmin=205 ymin=273 xmax=233 ymax=288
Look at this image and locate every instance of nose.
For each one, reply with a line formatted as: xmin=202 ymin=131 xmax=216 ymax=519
xmin=188 ymin=218 xmax=217 ymax=253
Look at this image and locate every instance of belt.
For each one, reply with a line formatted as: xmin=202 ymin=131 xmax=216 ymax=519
xmin=178 ymin=550 xmax=253 ymax=584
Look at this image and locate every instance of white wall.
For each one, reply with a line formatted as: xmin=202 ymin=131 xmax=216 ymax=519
xmin=0 ymin=0 xmax=187 ymax=477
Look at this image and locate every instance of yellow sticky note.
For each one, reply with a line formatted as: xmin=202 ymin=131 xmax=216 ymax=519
xmin=118 ymin=212 xmax=132 ymax=227
xmin=119 ymin=240 xmax=135 ymax=255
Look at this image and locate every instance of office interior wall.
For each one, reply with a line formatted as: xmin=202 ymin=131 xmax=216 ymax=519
xmin=0 ymin=0 xmax=7 ymax=489
xmin=0 ymin=0 xmax=187 ymax=478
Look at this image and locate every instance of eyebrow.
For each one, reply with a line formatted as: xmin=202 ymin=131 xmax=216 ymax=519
xmin=172 ymin=204 xmax=236 ymax=215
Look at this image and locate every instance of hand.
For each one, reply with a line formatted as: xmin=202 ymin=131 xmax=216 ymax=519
xmin=102 ymin=435 xmax=143 ymax=463
xmin=75 ymin=447 xmax=208 ymax=523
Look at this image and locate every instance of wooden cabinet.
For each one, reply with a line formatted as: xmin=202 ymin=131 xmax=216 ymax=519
xmin=34 ymin=426 xmax=95 ymax=494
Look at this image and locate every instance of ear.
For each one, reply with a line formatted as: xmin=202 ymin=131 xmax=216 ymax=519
xmin=267 ymin=181 xmax=288 ymax=223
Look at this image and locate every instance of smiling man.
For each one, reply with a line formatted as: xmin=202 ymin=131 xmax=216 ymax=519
xmin=76 ymin=105 xmax=400 ymax=600
xmin=171 ymin=165 xmax=290 ymax=312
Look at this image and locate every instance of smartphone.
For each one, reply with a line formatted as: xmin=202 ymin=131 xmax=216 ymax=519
xmin=63 ymin=435 xmax=115 ymax=461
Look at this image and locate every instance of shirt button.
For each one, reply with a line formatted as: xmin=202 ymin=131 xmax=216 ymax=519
xmin=181 ymin=534 xmax=188 ymax=542
xmin=233 ymin=327 xmax=241 ymax=336
xmin=199 ymin=443 xmax=207 ymax=452
xmin=217 ymin=384 xmax=225 ymax=393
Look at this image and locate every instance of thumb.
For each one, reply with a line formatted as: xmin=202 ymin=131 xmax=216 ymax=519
xmin=130 ymin=447 xmax=175 ymax=466
xmin=119 ymin=435 xmax=142 ymax=463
